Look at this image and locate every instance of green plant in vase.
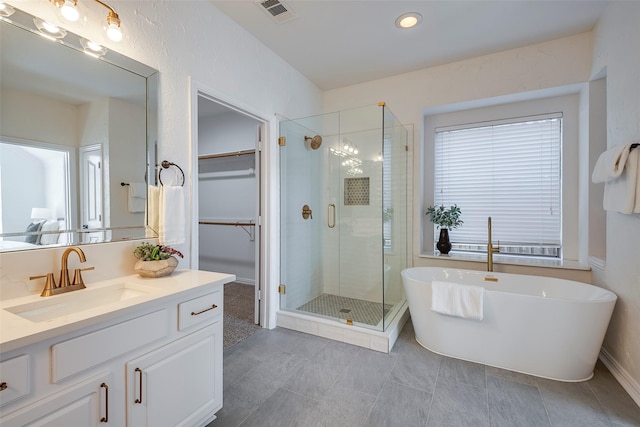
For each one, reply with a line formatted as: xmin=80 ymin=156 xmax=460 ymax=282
xmin=426 ymin=204 xmax=463 ymax=255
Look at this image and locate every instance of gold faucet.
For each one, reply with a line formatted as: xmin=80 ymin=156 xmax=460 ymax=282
xmin=30 ymin=246 xmax=93 ymax=297
xmin=487 ymin=217 xmax=500 ymax=272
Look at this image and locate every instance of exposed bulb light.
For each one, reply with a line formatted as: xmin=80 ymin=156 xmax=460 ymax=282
xmin=0 ymin=2 xmax=16 ymax=17
xmin=105 ymin=10 xmax=122 ymax=41
xmin=60 ymin=0 xmax=79 ymax=22
xmin=47 ymin=0 xmax=124 ymax=42
xmin=395 ymin=12 xmax=422 ymax=29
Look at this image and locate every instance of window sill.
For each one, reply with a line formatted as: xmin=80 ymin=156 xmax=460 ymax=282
xmin=419 ymin=251 xmax=591 ymax=271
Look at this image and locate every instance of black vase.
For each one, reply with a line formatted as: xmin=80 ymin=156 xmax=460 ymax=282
xmin=436 ymin=228 xmax=452 ymax=255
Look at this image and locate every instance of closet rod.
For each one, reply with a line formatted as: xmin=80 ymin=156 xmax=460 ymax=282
xmin=199 ymin=221 xmax=256 ymax=227
xmin=199 ymin=150 xmax=255 ymax=160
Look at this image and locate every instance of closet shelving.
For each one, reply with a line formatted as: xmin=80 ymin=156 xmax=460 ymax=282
xmin=198 ymin=149 xmax=257 ymax=237
xmin=198 ymin=150 xmax=256 ymax=180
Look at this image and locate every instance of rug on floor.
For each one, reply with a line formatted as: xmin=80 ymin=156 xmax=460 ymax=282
xmin=296 ymin=293 xmax=391 ymax=326
xmin=224 ymin=282 xmax=260 ymax=349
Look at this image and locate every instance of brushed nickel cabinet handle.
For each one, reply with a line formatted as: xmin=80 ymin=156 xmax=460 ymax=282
xmin=134 ymin=368 xmax=143 ymax=404
xmin=100 ymin=383 xmax=109 ymax=423
xmin=191 ymin=304 xmax=218 ymax=316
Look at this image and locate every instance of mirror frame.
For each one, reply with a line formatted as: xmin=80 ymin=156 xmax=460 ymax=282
xmin=0 ymin=5 xmax=159 ymax=251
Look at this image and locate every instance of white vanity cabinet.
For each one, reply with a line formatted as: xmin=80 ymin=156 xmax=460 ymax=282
xmin=127 ymin=324 xmax=221 ymax=426
xmin=1 ymin=373 xmax=111 ymax=426
xmin=0 ymin=272 xmax=230 ymax=427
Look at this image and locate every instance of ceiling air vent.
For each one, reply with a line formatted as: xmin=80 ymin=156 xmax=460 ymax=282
xmin=257 ymin=0 xmax=296 ymax=24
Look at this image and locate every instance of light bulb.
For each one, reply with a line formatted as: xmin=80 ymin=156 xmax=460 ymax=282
xmin=43 ymin=21 xmax=60 ymax=34
xmin=354 ymin=149 xmax=359 ymax=154
xmin=60 ymin=0 xmax=79 ymax=21
xmin=106 ymin=22 xmax=122 ymax=41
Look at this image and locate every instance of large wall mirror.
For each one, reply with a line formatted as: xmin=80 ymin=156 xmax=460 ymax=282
xmin=0 ymin=5 xmax=158 ymax=252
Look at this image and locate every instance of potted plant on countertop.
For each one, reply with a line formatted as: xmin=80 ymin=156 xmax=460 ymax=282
xmin=133 ymin=242 xmax=184 ymax=278
xmin=426 ymin=204 xmax=463 ymax=255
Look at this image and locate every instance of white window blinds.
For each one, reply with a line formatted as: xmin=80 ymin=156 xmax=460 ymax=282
xmin=434 ymin=114 xmax=562 ymax=257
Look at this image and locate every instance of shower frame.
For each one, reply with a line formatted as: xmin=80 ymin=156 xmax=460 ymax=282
xmin=278 ymin=103 xmax=409 ymax=349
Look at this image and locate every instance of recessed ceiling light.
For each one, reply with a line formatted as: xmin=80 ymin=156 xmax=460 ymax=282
xmin=395 ymin=12 xmax=422 ymax=29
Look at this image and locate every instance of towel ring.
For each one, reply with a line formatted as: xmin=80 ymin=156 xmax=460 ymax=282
xmin=158 ymin=160 xmax=185 ymax=187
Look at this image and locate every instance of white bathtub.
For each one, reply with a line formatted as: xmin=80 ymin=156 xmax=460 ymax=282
xmin=401 ymin=267 xmax=617 ymax=382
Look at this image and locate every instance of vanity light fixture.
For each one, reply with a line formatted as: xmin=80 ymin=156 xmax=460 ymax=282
xmin=33 ymin=17 xmax=67 ymax=39
xmin=49 ymin=0 xmax=123 ymax=42
xmin=0 ymin=2 xmax=16 ymax=17
xmin=395 ymin=12 xmax=422 ymax=29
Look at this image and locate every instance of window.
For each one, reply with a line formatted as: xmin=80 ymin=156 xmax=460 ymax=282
xmin=433 ymin=114 xmax=562 ymax=257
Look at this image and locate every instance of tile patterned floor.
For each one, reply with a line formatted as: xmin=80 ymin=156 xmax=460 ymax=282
xmin=210 ymin=320 xmax=640 ymax=427
xmin=296 ymin=294 xmax=392 ymax=326
xmin=223 ymin=282 xmax=260 ymax=349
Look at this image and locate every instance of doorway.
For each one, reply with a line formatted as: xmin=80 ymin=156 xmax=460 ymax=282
xmin=194 ymin=92 xmax=264 ymax=348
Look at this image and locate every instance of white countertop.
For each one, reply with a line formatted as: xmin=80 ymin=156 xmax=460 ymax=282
xmin=0 ymin=269 xmax=235 ymax=354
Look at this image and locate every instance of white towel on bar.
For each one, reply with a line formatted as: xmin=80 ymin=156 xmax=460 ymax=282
xmin=159 ymin=184 xmax=185 ymax=245
xmin=127 ymin=182 xmax=147 ymax=213
xmin=592 ymin=143 xmax=632 ymax=183
xmin=431 ymin=281 xmax=485 ymax=321
xmin=604 ymin=148 xmax=639 ymax=214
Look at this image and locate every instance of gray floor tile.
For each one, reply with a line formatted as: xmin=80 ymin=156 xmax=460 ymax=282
xmin=224 ymin=351 xmax=303 ymax=406
xmin=438 ymin=356 xmax=487 ymax=389
xmin=485 ymin=365 xmax=539 ymax=387
xmin=389 ymin=342 xmax=442 ymax=394
xmin=303 ymin=385 xmax=377 ymax=427
xmin=333 ymin=347 xmax=398 ymax=396
xmin=366 ymin=380 xmax=432 ymax=427
xmin=537 ymin=377 xmax=612 ymax=427
xmin=209 ymin=389 xmax=259 ymax=427
xmin=239 ymin=388 xmax=319 ymax=427
xmin=215 ymin=319 xmax=639 ymax=427
xmin=427 ymin=379 xmax=489 ymax=427
xmin=283 ymin=341 xmax=356 ymax=399
xmin=487 ymin=376 xmax=551 ymax=427
xmin=588 ymin=362 xmax=640 ymax=426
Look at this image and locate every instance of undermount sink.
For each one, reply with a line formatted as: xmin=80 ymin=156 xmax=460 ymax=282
xmin=4 ymin=282 xmax=159 ymax=323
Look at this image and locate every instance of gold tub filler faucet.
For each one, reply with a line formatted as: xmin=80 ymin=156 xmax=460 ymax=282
xmin=487 ymin=217 xmax=500 ymax=272
xmin=30 ymin=246 xmax=94 ymax=297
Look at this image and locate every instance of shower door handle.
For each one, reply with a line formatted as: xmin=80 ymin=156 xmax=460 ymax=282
xmin=328 ymin=204 xmax=336 ymax=228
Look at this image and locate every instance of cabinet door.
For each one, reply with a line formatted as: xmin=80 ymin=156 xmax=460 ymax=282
xmin=0 ymin=373 xmax=112 ymax=427
xmin=127 ymin=324 xmax=221 ymax=427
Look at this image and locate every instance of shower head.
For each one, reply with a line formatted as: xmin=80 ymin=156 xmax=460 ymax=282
xmin=305 ymin=135 xmax=323 ymax=150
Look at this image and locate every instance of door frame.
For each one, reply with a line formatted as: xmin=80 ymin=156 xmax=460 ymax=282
xmin=189 ymin=78 xmax=272 ymax=328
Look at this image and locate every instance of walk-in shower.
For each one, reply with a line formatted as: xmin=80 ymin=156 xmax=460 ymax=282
xmin=278 ymin=103 xmax=409 ymax=351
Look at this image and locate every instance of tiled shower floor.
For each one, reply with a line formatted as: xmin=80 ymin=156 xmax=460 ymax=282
xmin=296 ymin=293 xmax=392 ymax=326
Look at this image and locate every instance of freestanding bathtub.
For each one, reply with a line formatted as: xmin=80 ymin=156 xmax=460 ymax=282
xmin=401 ymin=267 xmax=617 ymax=382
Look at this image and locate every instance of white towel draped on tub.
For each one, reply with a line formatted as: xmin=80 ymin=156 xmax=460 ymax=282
xmin=592 ymin=143 xmax=640 ymax=214
xmin=159 ymin=184 xmax=185 ymax=245
xmin=431 ymin=281 xmax=485 ymax=320
xmin=127 ymin=182 xmax=147 ymax=213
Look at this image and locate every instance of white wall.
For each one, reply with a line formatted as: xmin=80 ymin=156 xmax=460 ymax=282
xmin=590 ymin=1 xmax=640 ymax=401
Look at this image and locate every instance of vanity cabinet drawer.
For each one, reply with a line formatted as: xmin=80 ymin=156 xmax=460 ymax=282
xmin=52 ymin=309 xmax=169 ymax=382
xmin=0 ymin=354 xmax=30 ymax=407
xmin=178 ymin=291 xmax=222 ymax=331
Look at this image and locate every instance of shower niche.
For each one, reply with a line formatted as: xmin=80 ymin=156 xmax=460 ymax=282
xmin=279 ymin=103 xmax=409 ymax=352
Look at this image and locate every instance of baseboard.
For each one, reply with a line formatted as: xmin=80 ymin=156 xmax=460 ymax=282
xmin=599 ymin=347 xmax=640 ymax=407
